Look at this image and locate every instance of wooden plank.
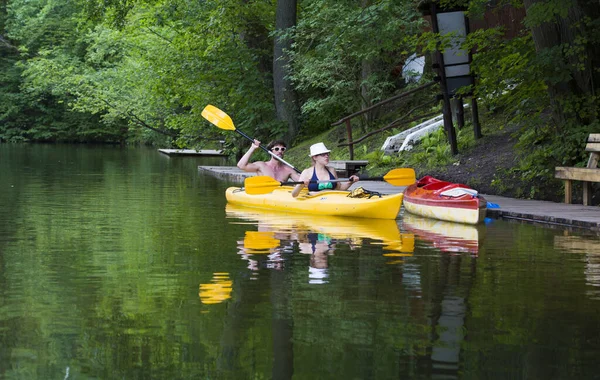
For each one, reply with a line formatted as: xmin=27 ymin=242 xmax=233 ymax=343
xmin=329 ymin=160 xmax=369 ymax=176
xmin=554 ymin=235 xmax=600 ymax=253
xmin=583 ymin=182 xmax=592 ymax=206
xmin=586 ymin=134 xmax=600 ymax=152
xmin=588 ymin=133 xmax=600 ymax=142
xmin=587 ymin=152 xmax=599 ymax=168
xmin=564 ymin=179 xmax=572 ymax=204
xmin=328 ymin=160 xmax=369 ymax=170
xmin=585 ymin=142 xmax=600 ymax=152
xmin=198 ymin=166 xmax=251 ymax=183
xmin=158 ymin=149 xmax=227 ymax=157
xmin=555 ymin=167 xmax=600 ymax=182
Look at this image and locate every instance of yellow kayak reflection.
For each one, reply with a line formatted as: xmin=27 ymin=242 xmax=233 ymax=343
xmin=242 ymin=231 xmax=281 ymax=254
xmin=401 ymin=213 xmax=485 ymax=255
xmin=199 ymin=272 xmax=233 ymax=305
xmin=226 ymin=204 xmax=414 ymax=255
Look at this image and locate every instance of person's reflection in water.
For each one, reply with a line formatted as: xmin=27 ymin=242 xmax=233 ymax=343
xmin=236 ymin=229 xmax=294 ymax=272
xmin=266 ymin=247 xmax=285 ymax=270
xmin=299 ymin=233 xmax=335 ymax=285
xmin=235 ymin=239 xmax=260 ymax=271
xmin=236 ymin=242 xmax=289 ymax=272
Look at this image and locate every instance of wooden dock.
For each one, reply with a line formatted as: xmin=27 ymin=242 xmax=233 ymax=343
xmin=198 ymin=166 xmax=600 ymax=231
xmin=199 ymin=166 xmax=252 ymax=183
xmin=329 ymin=160 xmax=369 ymax=176
xmin=159 ymin=149 xmax=227 ymax=157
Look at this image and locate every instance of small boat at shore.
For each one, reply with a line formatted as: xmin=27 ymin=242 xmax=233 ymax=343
xmin=225 ymin=187 xmax=404 ymax=219
xmin=403 ymin=176 xmax=487 ymax=224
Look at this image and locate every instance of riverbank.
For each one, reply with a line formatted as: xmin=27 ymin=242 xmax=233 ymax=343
xmin=198 ymin=166 xmax=600 ymax=232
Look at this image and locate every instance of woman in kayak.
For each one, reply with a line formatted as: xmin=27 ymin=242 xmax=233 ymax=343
xmin=291 ymin=142 xmax=359 ymax=198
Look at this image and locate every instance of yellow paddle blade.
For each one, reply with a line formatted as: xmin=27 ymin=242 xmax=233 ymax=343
xmin=201 ymin=104 xmax=235 ymax=131
xmin=244 ymin=176 xmax=284 ymax=195
xmin=199 ymin=272 xmax=233 ymax=305
xmin=243 ymin=231 xmax=280 ymax=252
xmin=382 ymin=168 xmax=416 ymax=186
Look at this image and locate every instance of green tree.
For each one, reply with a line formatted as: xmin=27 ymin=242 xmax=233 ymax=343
xmin=2 ymin=0 xmax=128 ymax=142
xmin=287 ymin=0 xmax=425 ymax=136
xmin=8 ymin=0 xmax=281 ymax=146
xmin=273 ymin=0 xmax=300 ymax=142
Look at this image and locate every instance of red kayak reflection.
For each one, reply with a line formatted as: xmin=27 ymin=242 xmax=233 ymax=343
xmin=401 ymin=213 xmax=485 ymax=255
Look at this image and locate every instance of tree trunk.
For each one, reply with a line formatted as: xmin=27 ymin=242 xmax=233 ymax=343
xmin=524 ymin=0 xmax=600 ymax=126
xmin=273 ymin=0 xmax=300 ymax=142
xmin=360 ymin=0 xmax=373 ymax=132
xmin=360 ymin=59 xmax=374 ymax=132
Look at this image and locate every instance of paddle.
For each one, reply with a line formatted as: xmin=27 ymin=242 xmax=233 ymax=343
xmin=243 ymin=231 xmax=280 ymax=252
xmin=244 ymin=168 xmax=416 ymax=195
xmin=201 ymin=104 xmax=301 ymax=174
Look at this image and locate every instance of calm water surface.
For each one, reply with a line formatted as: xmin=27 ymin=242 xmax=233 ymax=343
xmin=1 ymin=144 xmax=600 ymax=379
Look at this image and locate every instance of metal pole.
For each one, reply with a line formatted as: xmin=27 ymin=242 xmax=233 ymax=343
xmin=465 ymin=12 xmax=482 ymax=139
xmin=471 ymin=97 xmax=482 ymax=138
xmin=431 ymin=3 xmax=458 ymax=155
xmin=456 ymin=98 xmax=465 ymax=129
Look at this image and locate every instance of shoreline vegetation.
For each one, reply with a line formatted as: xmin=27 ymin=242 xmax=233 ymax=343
xmin=0 ymin=1 xmax=598 ymax=205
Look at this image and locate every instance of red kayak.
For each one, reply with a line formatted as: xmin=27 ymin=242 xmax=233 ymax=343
xmin=403 ymin=176 xmax=487 ymax=224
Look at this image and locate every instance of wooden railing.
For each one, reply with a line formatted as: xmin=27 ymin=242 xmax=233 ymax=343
xmin=331 ymin=81 xmax=437 ymax=159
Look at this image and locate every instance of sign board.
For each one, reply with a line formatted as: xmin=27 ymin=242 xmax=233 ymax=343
xmin=437 ymin=11 xmax=473 ymax=95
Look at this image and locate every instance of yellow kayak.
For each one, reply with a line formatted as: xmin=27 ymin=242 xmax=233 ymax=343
xmin=225 ymin=204 xmax=414 ymax=254
xmin=225 ymin=187 xmax=404 ymax=219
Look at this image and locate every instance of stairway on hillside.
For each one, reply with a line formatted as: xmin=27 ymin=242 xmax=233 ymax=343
xmin=381 ymin=114 xmax=444 ymax=154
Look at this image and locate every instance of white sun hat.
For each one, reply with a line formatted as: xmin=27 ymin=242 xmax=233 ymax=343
xmin=309 ymin=142 xmax=331 ymax=157
xmin=308 ymin=266 xmax=329 ymax=284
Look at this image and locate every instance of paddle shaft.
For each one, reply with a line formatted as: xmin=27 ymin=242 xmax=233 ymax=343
xmin=281 ymin=177 xmax=362 ymax=186
xmin=284 ymin=173 xmax=388 ymax=185
xmin=201 ymin=105 xmax=301 ymax=173
xmin=234 ymin=129 xmax=301 ymax=174
xmin=244 ymin=169 xmax=416 ymax=195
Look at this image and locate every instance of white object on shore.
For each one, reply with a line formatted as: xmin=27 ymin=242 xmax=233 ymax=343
xmin=381 ymin=115 xmax=444 ymax=154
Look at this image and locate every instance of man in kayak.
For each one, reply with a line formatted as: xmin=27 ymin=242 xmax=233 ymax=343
xmin=237 ymin=139 xmax=300 ymax=182
xmin=291 ymin=142 xmax=358 ymax=198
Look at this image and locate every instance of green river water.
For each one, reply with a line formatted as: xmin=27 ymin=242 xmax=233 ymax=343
xmin=1 ymin=144 xmax=600 ymax=379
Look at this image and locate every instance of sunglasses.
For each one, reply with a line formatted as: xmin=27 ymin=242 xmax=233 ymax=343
xmin=272 ymin=147 xmax=286 ymax=152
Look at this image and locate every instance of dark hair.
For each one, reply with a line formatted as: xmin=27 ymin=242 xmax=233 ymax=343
xmin=266 ymin=140 xmax=287 ymax=151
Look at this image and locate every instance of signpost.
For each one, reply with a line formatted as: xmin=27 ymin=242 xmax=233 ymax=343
xmin=419 ymin=1 xmax=482 ymax=154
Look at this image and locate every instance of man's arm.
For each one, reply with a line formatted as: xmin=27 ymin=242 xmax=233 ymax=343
xmin=289 ymin=169 xmax=300 ymax=182
xmin=237 ymin=139 xmax=262 ymax=172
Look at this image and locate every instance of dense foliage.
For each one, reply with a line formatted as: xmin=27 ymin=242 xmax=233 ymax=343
xmin=463 ymin=0 xmax=599 ymax=198
xmin=285 ymin=0 xmax=426 ymax=137
xmin=0 ymin=0 xmax=425 ymax=149
xmin=1 ymin=0 xmax=599 ymax=199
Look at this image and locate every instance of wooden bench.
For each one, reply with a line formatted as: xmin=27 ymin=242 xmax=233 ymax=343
xmin=555 ymin=134 xmax=600 ymax=205
xmin=329 ymin=160 xmax=369 ymax=177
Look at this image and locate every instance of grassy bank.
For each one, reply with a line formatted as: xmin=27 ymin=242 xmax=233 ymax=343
xmin=283 ymin=110 xmax=578 ymax=204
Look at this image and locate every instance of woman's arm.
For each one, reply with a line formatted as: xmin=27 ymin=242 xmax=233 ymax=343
xmin=337 ymin=172 xmax=359 ymax=191
xmin=291 ymin=169 xmax=310 ymax=198
xmin=327 ymin=166 xmax=357 ymax=191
